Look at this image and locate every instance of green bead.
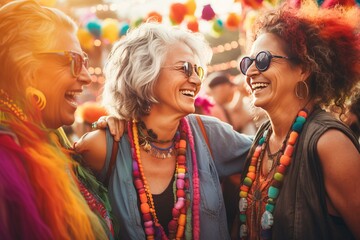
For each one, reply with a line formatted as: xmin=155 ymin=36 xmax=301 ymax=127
xmin=268 ymin=186 xmax=279 ymax=199
xmin=265 ymin=203 xmax=275 ymax=213
xmin=239 ymin=214 xmax=246 ymax=222
xmin=243 ymin=177 xmax=252 ymax=187
xmin=274 ymin=172 xmax=284 ymax=182
xmin=259 ymin=136 xmax=265 ymax=145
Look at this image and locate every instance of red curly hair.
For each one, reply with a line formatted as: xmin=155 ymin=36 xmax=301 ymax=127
xmin=251 ymin=0 xmax=360 ymax=113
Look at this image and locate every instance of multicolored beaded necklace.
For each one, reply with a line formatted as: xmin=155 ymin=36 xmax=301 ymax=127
xmin=239 ymin=109 xmax=308 ymax=239
xmin=128 ymin=118 xmax=201 ymax=240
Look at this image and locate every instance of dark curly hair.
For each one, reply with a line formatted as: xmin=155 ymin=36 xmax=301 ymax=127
xmin=251 ymin=0 xmax=360 ymax=114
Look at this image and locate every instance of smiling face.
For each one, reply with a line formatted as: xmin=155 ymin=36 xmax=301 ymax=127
xmin=244 ymin=33 xmax=303 ymax=112
xmin=33 ymin=30 xmax=91 ymax=129
xmin=152 ymin=42 xmax=202 ymax=118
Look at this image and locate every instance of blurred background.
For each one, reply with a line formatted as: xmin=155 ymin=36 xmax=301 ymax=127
xmin=2 ymin=0 xmax=358 ymax=141
xmin=8 ymin=0 xmax=279 ymax=104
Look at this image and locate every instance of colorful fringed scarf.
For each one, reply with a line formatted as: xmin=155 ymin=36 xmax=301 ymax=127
xmin=0 ymin=106 xmax=109 ymax=240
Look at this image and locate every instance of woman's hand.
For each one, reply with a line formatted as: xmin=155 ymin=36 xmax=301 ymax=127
xmin=91 ymin=115 xmax=125 ymax=141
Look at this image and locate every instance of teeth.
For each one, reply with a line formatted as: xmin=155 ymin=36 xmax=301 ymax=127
xmin=180 ymin=90 xmax=195 ymax=97
xmin=252 ymin=83 xmax=269 ymax=90
xmin=65 ymin=91 xmax=81 ymax=96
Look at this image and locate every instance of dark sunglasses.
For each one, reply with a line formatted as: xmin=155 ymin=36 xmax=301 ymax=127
xmin=240 ymin=51 xmax=289 ymax=75
xmin=165 ymin=62 xmax=205 ymax=82
xmin=34 ymin=51 xmax=89 ymax=77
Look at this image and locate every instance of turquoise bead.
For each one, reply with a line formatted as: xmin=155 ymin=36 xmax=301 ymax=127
xmin=292 ymin=121 xmax=304 ymax=132
xmin=296 ymin=116 xmax=306 ymax=124
xmin=268 ymin=186 xmax=279 ymax=199
xmin=259 ymin=136 xmax=265 ymax=145
xmin=265 ymin=203 xmax=275 ymax=213
xmin=239 ymin=214 xmax=246 ymax=222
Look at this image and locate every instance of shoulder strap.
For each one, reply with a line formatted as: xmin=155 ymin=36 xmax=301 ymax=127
xmin=195 ymin=115 xmax=213 ymax=158
xmin=104 ymin=139 xmax=118 ymax=187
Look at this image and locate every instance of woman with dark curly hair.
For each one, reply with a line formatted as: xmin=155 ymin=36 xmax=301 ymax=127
xmin=237 ymin=0 xmax=360 ymax=239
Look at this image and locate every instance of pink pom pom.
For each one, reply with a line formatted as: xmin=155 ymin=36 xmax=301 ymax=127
xmin=201 ymin=4 xmax=215 ymax=21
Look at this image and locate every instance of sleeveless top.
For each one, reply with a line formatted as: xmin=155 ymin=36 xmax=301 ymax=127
xmin=241 ymin=108 xmax=359 ymax=240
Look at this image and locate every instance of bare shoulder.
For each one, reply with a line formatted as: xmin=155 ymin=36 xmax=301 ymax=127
xmin=317 ymin=128 xmax=360 ymax=237
xmin=317 ymin=129 xmax=359 ymax=167
xmin=75 ymin=130 xmax=107 ymax=174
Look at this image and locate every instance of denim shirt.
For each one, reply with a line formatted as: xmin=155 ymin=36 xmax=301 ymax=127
xmin=100 ymin=114 xmax=253 ymax=240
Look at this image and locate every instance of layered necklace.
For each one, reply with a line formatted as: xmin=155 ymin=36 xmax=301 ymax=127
xmin=137 ymin=121 xmax=178 ymax=159
xmin=238 ymin=109 xmax=308 ymax=239
xmin=128 ymin=118 xmax=201 ymax=240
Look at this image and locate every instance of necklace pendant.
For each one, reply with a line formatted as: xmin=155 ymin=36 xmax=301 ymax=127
xmin=143 ymin=142 xmax=151 ymax=152
xmin=239 ymin=224 xmax=248 ymax=238
xmin=239 ymin=198 xmax=248 ymax=212
xmin=261 ymin=210 xmax=274 ymax=230
xmin=254 ymin=189 xmax=262 ymax=201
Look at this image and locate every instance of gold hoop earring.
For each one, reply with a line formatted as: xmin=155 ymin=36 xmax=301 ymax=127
xmin=26 ymin=86 xmax=46 ymax=110
xmin=295 ymin=81 xmax=309 ymax=100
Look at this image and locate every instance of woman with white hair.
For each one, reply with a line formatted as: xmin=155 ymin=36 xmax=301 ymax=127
xmin=76 ymin=22 xmax=252 ymax=239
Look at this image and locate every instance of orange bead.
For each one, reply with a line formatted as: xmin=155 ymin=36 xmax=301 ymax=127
xmin=176 ymin=225 xmax=185 ymax=238
xmin=140 ymin=203 xmax=150 ymax=213
xmin=253 ymin=146 xmax=262 ymax=157
xmin=179 ymin=140 xmax=186 ymax=149
xmin=284 ymin=145 xmax=294 ymax=156
xmin=247 ymin=171 xmax=256 ymax=180
xmin=177 ymin=155 xmax=186 ymax=164
xmin=288 ymin=132 xmax=299 ymax=145
xmin=140 ymin=193 xmax=147 ymax=203
xmin=298 ymin=110 xmax=308 ymax=118
xmin=178 ymin=214 xmax=186 ymax=226
xmin=280 ymin=155 xmax=291 ymax=166
xmin=249 ymin=166 xmax=256 ymax=173
xmin=251 ymin=157 xmax=258 ymax=165
xmin=240 ymin=185 xmax=249 ymax=192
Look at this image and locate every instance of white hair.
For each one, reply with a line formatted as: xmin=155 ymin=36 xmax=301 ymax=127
xmin=102 ymin=22 xmax=213 ymax=120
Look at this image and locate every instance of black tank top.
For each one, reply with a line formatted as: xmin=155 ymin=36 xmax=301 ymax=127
xmin=152 ymin=176 xmax=175 ymax=236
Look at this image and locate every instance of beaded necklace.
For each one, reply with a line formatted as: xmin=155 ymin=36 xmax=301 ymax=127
xmin=128 ymin=118 xmax=200 ymax=240
xmin=239 ymin=109 xmax=308 ymax=239
xmin=0 ymin=89 xmax=27 ymax=121
xmin=77 ymin=179 xmax=114 ymax=235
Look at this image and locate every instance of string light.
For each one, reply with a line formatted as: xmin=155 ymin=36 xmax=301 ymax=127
xmin=207 ymin=60 xmax=238 ymax=73
xmin=212 ymin=39 xmax=241 ymax=54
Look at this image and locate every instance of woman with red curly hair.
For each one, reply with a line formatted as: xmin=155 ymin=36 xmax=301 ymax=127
xmin=237 ymin=0 xmax=360 ymax=239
